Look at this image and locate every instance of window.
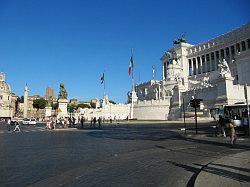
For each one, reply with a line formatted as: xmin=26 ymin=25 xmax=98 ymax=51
xmin=241 ymin=41 xmax=246 ymax=51
xmin=193 ymin=58 xmax=197 ymax=75
xmin=0 ymin=95 xmax=2 ymax=100
xmin=247 ymin=39 xmax=250 ymax=49
xmin=231 ymin=45 xmax=235 ymax=56
xmin=236 ymin=43 xmax=240 ymax=52
xmin=188 ymin=59 xmax=192 ymax=76
xmin=197 ymin=57 xmax=201 ymax=74
xmin=215 ymin=51 xmax=219 ymax=59
xmin=206 ymin=54 xmax=210 ymax=72
xmin=206 ymin=54 xmax=210 ymax=61
xmin=202 ymin=55 xmax=206 ymax=73
xmin=220 ymin=49 xmax=224 ymax=59
xmin=211 ymin=52 xmax=214 ymax=60
xmin=225 ymin=47 xmax=229 ymax=56
xmin=211 ymin=53 xmax=215 ymax=71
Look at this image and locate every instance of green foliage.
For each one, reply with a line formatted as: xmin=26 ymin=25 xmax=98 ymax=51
xmin=17 ymin=96 xmax=24 ymax=103
xmin=77 ymin=103 xmax=90 ymax=109
xmin=109 ymin=100 xmax=116 ymax=104
xmin=51 ymin=103 xmax=58 ymax=110
xmin=90 ymin=102 xmax=96 ymax=108
xmin=33 ymin=98 xmax=47 ymax=110
xmin=67 ymin=104 xmax=77 ymax=113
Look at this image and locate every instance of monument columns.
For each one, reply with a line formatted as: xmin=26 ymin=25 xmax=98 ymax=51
xmin=23 ymin=84 xmax=28 ymax=118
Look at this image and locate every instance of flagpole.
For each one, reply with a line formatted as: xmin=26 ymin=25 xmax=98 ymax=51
xmin=103 ymin=72 xmax=106 ymax=97
xmin=131 ymin=48 xmax=135 ymax=91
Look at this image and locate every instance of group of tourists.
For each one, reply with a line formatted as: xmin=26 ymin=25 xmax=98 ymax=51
xmin=46 ymin=116 xmax=79 ymax=130
xmin=90 ymin=117 xmax=102 ymax=128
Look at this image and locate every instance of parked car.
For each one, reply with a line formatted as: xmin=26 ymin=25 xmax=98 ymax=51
xmin=23 ymin=118 xmax=37 ymax=125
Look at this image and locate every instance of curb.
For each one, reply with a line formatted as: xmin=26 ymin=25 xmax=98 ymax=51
xmin=194 ymin=151 xmax=250 ymax=187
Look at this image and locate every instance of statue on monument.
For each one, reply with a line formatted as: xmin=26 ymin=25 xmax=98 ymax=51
xmin=165 ymin=50 xmax=179 ymax=65
xmin=58 ymin=83 xmax=68 ymax=99
xmin=173 ymin=33 xmax=187 ymax=45
xmin=218 ymin=59 xmax=232 ymax=78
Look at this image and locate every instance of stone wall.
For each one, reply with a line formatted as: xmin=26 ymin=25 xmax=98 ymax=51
xmin=133 ymin=99 xmax=170 ymax=120
xmin=79 ymin=103 xmax=130 ymax=121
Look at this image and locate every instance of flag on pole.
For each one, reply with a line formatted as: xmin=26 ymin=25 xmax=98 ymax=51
xmin=128 ymin=56 xmax=134 ymax=76
xmin=100 ymin=73 xmax=104 ymax=84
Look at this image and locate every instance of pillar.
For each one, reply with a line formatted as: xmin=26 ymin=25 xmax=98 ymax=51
xmin=23 ymin=84 xmax=28 ymax=118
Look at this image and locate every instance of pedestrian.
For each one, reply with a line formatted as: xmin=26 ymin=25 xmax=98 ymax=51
xmin=61 ymin=119 xmax=65 ymax=128
xmin=72 ymin=117 xmax=76 ymax=127
xmin=65 ymin=118 xmax=69 ymax=128
xmin=13 ymin=121 xmax=21 ymax=132
xmin=90 ymin=117 xmax=93 ymax=126
xmin=7 ymin=118 xmax=11 ymax=131
xmin=217 ymin=115 xmax=226 ymax=137
xmin=80 ymin=116 xmax=84 ymax=129
xmin=94 ymin=117 xmax=97 ymax=124
xmin=98 ymin=117 xmax=102 ymax=128
xmin=46 ymin=119 xmax=50 ymax=129
xmin=229 ymin=119 xmax=237 ymax=146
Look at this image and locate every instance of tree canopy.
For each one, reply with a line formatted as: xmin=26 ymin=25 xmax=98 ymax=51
xmin=33 ymin=98 xmax=47 ymax=110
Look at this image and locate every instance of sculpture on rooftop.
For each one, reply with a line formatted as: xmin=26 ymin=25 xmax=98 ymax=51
xmin=58 ymin=83 xmax=68 ymax=100
xmin=218 ymin=59 xmax=232 ymax=78
xmin=173 ymin=33 xmax=187 ymax=45
xmin=165 ymin=50 xmax=178 ymax=64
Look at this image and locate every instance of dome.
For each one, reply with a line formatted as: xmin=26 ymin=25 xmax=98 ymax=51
xmin=0 ymin=81 xmax=11 ymax=93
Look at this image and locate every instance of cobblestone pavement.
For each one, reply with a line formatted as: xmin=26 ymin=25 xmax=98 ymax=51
xmin=0 ymin=122 xmax=249 ymax=187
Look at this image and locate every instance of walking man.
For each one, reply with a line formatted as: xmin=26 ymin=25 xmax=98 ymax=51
xmin=80 ymin=116 xmax=84 ymax=129
xmin=229 ymin=119 xmax=237 ymax=146
xmin=13 ymin=121 xmax=21 ymax=132
xmin=98 ymin=117 xmax=102 ymax=129
xmin=217 ymin=115 xmax=226 ymax=137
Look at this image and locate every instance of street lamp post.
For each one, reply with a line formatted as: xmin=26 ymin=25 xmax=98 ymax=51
xmin=182 ymin=97 xmax=186 ymax=135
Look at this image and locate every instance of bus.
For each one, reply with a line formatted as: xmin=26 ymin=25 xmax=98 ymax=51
xmin=223 ymin=103 xmax=249 ymax=134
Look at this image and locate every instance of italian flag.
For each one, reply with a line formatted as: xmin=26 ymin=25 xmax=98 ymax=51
xmin=128 ymin=56 xmax=133 ymax=76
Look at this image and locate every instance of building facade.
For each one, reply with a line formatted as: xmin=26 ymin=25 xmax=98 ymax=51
xmin=133 ymin=23 xmax=250 ymax=120
xmin=45 ymin=87 xmax=54 ymax=101
xmin=0 ymin=72 xmax=14 ymax=118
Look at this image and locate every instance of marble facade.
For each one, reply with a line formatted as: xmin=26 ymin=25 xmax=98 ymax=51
xmin=133 ymin=23 xmax=250 ymax=120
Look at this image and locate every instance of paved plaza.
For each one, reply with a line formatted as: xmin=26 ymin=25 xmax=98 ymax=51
xmin=0 ymin=121 xmax=249 ymax=187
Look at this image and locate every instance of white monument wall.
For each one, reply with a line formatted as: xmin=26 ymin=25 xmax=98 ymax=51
xmin=133 ymin=99 xmax=170 ymax=120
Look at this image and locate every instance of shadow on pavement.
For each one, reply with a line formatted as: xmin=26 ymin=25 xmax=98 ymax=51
xmin=209 ymin=163 xmax=250 ymax=173
xmin=167 ymin=160 xmax=250 ymax=186
xmin=85 ymin=127 xmax=182 ymax=141
xmin=194 ymin=163 xmax=250 ymax=183
xmin=181 ymin=136 xmax=250 ymax=150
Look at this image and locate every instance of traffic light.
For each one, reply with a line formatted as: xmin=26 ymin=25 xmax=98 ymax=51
xmin=190 ymin=99 xmax=203 ymax=108
xmin=190 ymin=99 xmax=195 ymax=108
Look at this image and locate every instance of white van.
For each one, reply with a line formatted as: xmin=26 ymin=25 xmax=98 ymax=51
xmin=23 ymin=118 xmax=37 ymax=125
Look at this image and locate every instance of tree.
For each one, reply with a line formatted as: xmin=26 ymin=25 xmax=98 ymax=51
xmin=33 ymin=98 xmax=47 ymax=111
xmin=77 ymin=103 xmax=90 ymax=109
xmin=90 ymin=102 xmax=96 ymax=109
xmin=51 ymin=103 xmax=58 ymax=110
xmin=109 ymin=100 xmax=116 ymax=104
xmin=17 ymin=96 xmax=24 ymax=103
xmin=67 ymin=104 xmax=77 ymax=113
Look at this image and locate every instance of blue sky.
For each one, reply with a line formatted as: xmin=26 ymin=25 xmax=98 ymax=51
xmin=0 ymin=0 xmax=249 ymax=102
